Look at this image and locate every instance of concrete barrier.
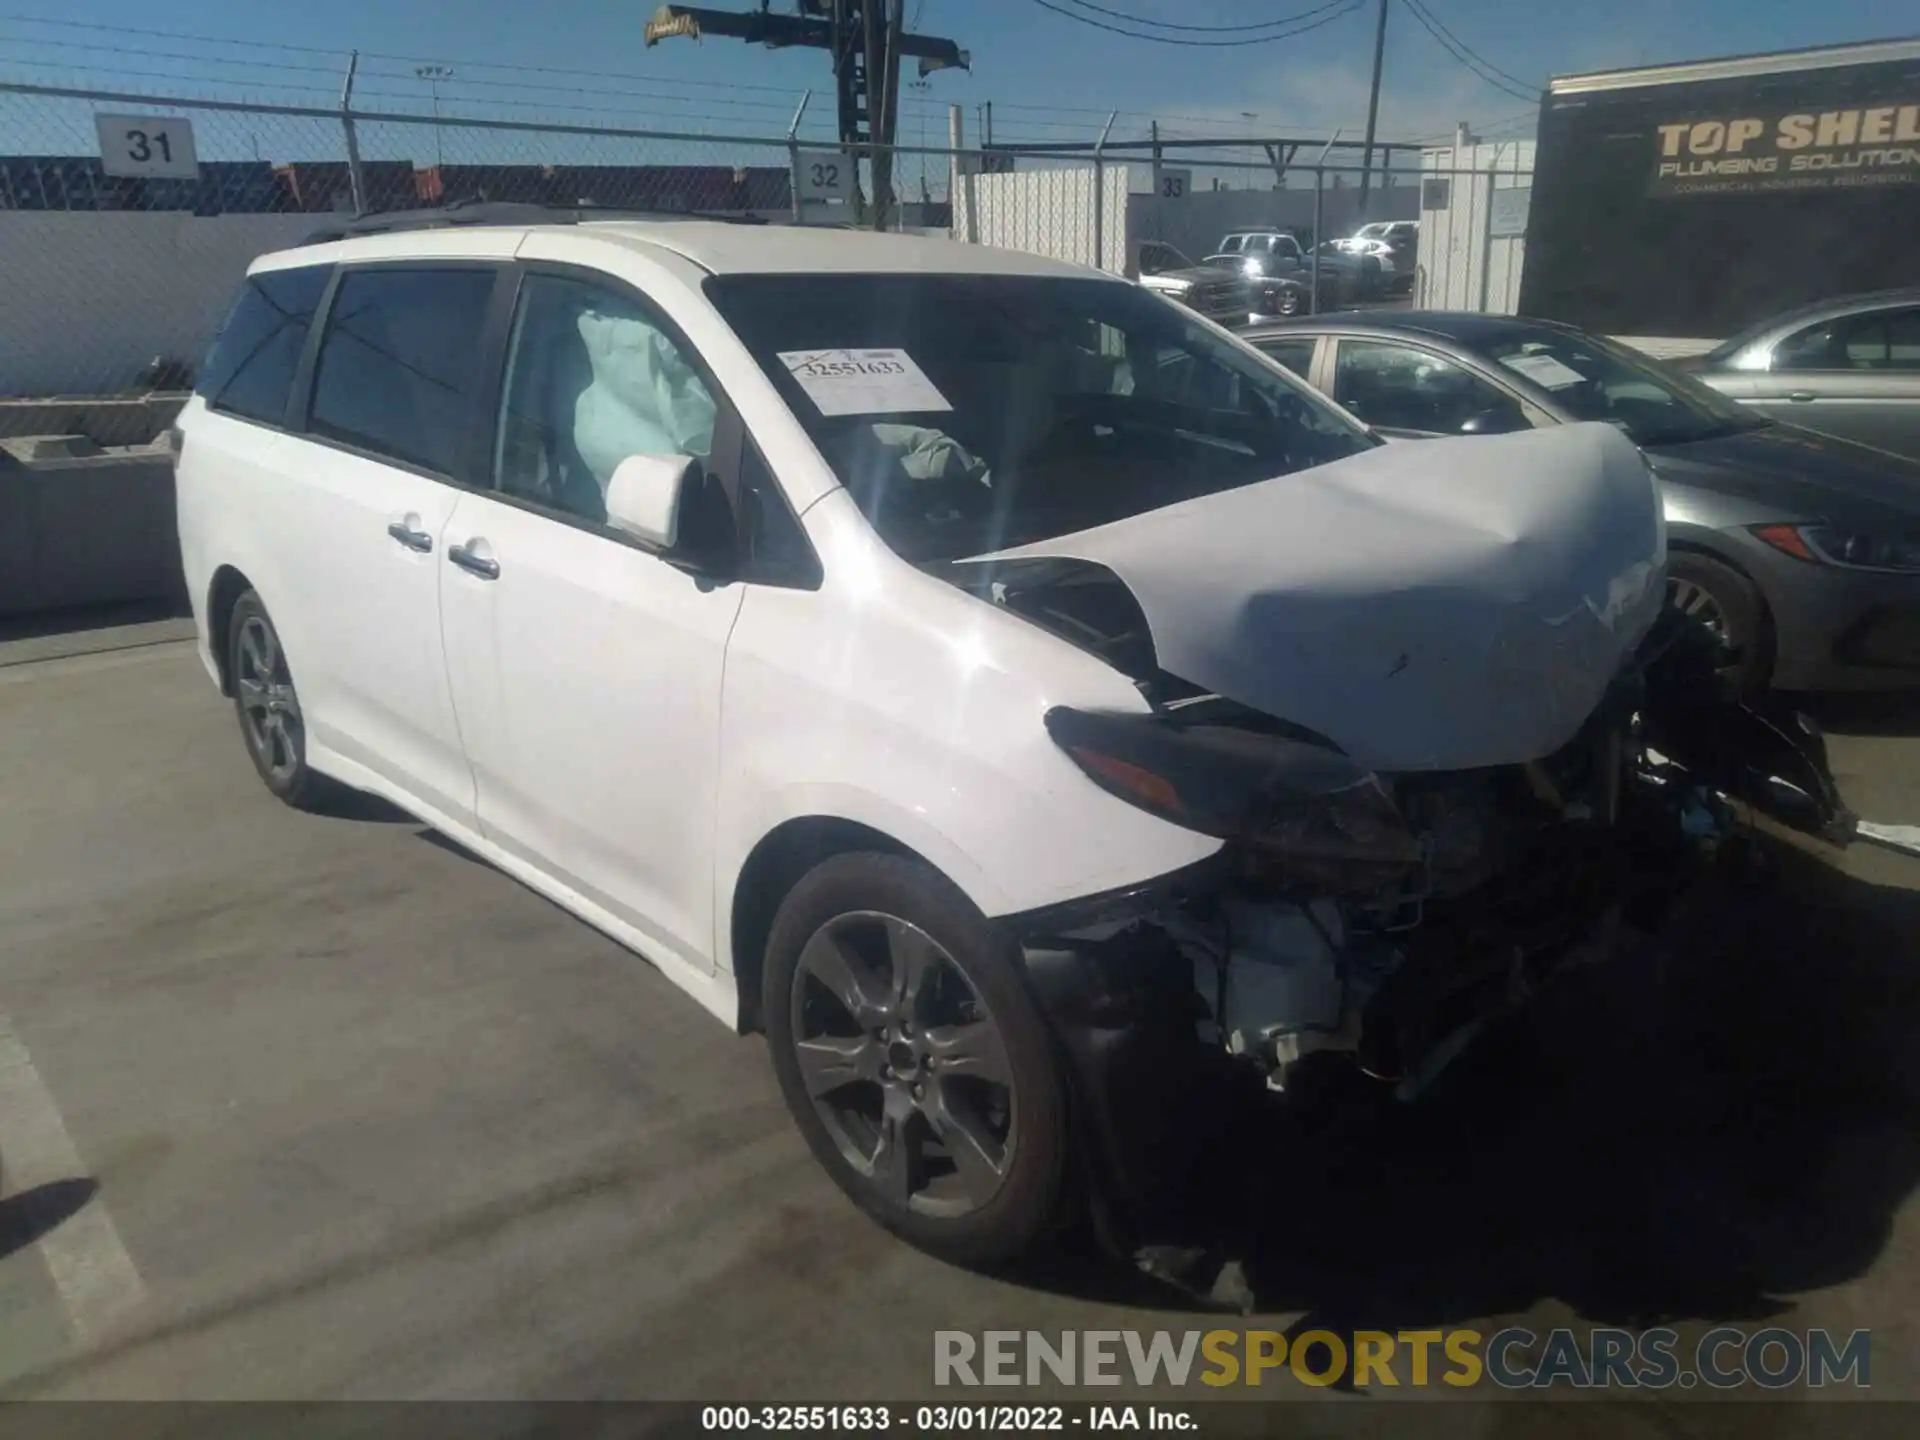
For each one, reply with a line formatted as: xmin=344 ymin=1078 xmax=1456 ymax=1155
xmin=0 ymin=393 xmax=188 ymax=448
xmin=0 ymin=443 xmax=185 ymax=617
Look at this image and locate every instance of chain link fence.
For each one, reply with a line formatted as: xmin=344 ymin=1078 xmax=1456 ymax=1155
xmin=0 ymin=79 xmax=1529 ymax=407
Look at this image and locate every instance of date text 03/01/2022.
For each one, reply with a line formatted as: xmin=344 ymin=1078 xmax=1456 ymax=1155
xmin=700 ymin=1405 xmax=1196 ymax=1432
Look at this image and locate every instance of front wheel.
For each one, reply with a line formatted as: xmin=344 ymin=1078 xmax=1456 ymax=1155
xmin=1666 ymin=551 xmax=1771 ymax=695
xmin=763 ymin=853 xmax=1071 ymax=1267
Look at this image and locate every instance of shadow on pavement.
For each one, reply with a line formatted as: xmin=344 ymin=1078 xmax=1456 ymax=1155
xmin=0 ymin=1179 xmax=101 ymax=1261
xmin=314 ymin=787 xmax=416 ymax=824
xmin=1017 ymin=848 xmax=1920 ymax=1342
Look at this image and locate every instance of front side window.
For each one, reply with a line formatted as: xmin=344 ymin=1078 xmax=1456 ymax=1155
xmin=1333 ymin=340 xmax=1522 ymax=434
xmin=1218 ymin=236 xmax=1244 ymax=253
xmin=308 ymin=267 xmax=495 ymax=474
xmin=494 ymin=273 xmax=717 ymax=524
xmin=198 ymin=265 xmax=330 ymax=425
xmin=705 ymin=273 xmax=1374 ymax=564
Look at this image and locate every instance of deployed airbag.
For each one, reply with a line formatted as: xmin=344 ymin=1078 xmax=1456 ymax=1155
xmin=967 ymin=423 xmax=1665 ymax=772
xmin=572 ymin=308 xmax=718 ymax=484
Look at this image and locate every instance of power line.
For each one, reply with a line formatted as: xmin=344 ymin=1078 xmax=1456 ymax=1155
xmin=1399 ymin=0 xmax=1538 ymax=102
xmin=1023 ymin=0 xmax=1365 ymax=47
xmin=1041 ymin=1 xmax=1356 ymax=32
xmin=0 ymin=13 xmax=807 ymax=97
xmin=1400 ymin=0 xmax=1536 ymax=92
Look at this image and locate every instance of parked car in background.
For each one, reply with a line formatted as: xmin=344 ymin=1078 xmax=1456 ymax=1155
xmin=1246 ymin=312 xmax=1920 ymax=695
xmin=176 ymin=211 xmax=1845 ymax=1270
xmin=1215 ymin=228 xmax=1382 ymax=303
xmin=1202 ymin=249 xmax=1323 ymax=315
xmin=1131 ymin=240 xmax=1255 ymax=327
xmin=1337 ymin=221 xmax=1417 ymax=294
xmin=1679 ymin=289 xmax=1920 ymax=463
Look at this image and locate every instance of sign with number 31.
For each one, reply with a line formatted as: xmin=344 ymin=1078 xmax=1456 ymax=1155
xmin=95 ymin=113 xmax=200 ymax=180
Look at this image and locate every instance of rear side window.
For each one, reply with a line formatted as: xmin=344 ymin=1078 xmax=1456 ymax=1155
xmin=308 ymin=267 xmax=495 ymax=475
xmin=1256 ymin=336 xmax=1317 ymax=378
xmin=198 ymin=266 xmax=330 ymax=425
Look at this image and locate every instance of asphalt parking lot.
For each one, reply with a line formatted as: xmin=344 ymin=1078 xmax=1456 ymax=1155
xmin=2 ymin=617 xmax=1919 ymax=1418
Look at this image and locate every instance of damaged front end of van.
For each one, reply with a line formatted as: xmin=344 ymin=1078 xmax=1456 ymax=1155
xmin=950 ymin=423 xmax=1854 ymax=1243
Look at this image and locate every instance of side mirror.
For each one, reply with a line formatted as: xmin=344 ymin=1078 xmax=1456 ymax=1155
xmin=1459 ymin=406 xmax=1529 ymax=436
xmin=606 ymin=452 xmax=697 ymax=549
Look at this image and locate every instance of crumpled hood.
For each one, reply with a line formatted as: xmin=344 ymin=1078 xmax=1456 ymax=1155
xmin=972 ymin=423 xmax=1666 ymax=773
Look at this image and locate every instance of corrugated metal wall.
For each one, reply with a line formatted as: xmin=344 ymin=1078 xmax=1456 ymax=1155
xmin=951 ymin=163 xmax=1130 ymax=273
xmin=1415 ymin=141 xmax=1536 ymax=314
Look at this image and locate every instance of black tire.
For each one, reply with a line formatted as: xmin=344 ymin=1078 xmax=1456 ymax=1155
xmin=227 ymin=590 xmax=328 ymax=810
xmin=1275 ymin=288 xmax=1303 ymax=317
xmin=763 ymin=852 xmax=1071 ymax=1268
xmin=1666 ymin=551 xmax=1771 ymax=695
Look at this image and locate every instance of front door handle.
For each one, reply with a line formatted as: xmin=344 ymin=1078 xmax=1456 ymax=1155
xmin=1786 ymin=390 xmax=1817 ymax=403
xmin=387 ymin=520 xmax=434 ymax=553
xmin=448 ymin=542 xmax=500 ymax=580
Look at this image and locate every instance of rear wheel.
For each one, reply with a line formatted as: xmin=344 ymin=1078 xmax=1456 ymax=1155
xmin=1667 ymin=551 xmax=1770 ymax=695
xmin=228 ymin=590 xmax=328 ymax=810
xmin=763 ymin=853 xmax=1070 ymax=1268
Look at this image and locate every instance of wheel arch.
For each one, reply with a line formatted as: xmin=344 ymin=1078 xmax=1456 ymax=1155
xmin=206 ymin=564 xmax=255 ymax=696
xmin=728 ymin=815 xmax=922 ymax=1034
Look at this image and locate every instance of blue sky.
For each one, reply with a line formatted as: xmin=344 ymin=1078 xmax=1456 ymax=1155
xmin=1 ymin=0 xmax=1914 ymax=153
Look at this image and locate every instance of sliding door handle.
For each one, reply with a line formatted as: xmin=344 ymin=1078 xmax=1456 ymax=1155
xmin=448 ymin=542 xmax=500 ymax=580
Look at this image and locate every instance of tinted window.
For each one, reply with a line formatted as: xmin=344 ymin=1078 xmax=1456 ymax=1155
xmin=1779 ymin=307 xmax=1920 ymax=373
xmin=705 ymin=273 xmax=1374 ymax=564
xmin=198 ymin=266 xmax=330 ymax=425
xmin=495 ymin=274 xmax=716 ymax=525
xmin=309 ymin=268 xmax=494 ymax=474
xmin=1334 ymin=340 xmax=1523 ymax=434
xmin=1218 ymin=236 xmax=1244 ymax=253
xmin=1256 ymin=336 xmax=1316 ymax=378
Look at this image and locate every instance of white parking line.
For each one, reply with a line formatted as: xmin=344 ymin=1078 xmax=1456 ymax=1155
xmin=0 ymin=1012 xmax=147 ymax=1347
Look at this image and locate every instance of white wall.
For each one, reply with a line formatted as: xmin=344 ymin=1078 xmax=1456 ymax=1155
xmin=1415 ymin=141 xmax=1535 ymax=314
xmin=0 ymin=211 xmax=321 ymax=397
xmin=950 ymin=164 xmax=1130 ymax=273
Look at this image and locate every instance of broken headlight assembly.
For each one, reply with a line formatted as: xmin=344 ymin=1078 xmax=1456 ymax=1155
xmin=1043 ymin=705 xmax=1424 ymax=871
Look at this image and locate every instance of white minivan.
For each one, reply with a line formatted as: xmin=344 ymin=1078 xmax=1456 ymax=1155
xmin=177 ymin=209 xmax=1845 ymax=1266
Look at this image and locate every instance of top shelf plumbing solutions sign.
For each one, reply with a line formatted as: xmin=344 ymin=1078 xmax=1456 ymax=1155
xmin=1649 ymin=100 xmax=1920 ymax=197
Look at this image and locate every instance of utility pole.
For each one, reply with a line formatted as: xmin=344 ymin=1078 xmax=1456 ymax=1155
xmin=1357 ymin=0 xmax=1389 ymax=221
xmin=645 ymin=3 xmax=968 ymax=227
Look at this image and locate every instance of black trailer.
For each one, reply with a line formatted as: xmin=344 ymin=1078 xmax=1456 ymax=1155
xmin=1520 ymin=37 xmax=1920 ymax=341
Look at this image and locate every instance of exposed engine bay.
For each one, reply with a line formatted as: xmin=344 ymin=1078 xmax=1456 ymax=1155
xmin=956 ymin=556 xmax=1855 ymax=1105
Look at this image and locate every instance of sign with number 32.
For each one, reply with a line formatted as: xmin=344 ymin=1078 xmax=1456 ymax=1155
xmin=95 ymin=114 xmax=200 ymax=180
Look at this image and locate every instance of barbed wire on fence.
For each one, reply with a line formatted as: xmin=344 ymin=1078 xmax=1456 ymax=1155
xmin=0 ymin=75 xmax=1530 ymax=399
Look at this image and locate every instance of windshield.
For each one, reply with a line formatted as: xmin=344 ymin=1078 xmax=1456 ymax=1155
xmin=706 ymin=274 xmax=1377 ymax=563
xmin=1355 ymin=223 xmax=1389 ymax=239
xmin=1477 ymin=324 xmax=1767 ymax=447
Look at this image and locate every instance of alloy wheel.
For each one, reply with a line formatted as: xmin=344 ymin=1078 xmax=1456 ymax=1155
xmin=1667 ymin=576 xmax=1728 ymax=637
xmin=235 ymin=614 xmax=303 ymax=784
xmin=788 ymin=911 xmax=1017 ymax=1219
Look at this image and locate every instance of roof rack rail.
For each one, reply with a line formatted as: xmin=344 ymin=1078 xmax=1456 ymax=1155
xmin=302 ymin=197 xmax=770 ymax=245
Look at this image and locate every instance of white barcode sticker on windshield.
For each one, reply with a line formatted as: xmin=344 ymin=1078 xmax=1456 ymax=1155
xmin=777 ymin=348 xmax=953 ymax=416
xmin=1500 ymin=352 xmax=1587 ymax=390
